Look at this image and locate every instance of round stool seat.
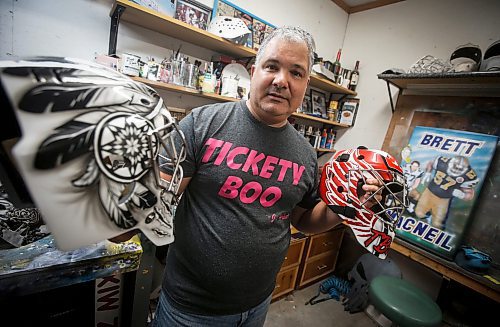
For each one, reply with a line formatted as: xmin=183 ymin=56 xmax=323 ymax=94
xmin=369 ymin=275 xmax=442 ymax=327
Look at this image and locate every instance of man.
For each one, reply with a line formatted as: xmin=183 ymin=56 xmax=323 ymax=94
xmin=415 ymin=155 xmax=477 ymax=229
xmin=152 ymin=26 xmax=381 ymax=326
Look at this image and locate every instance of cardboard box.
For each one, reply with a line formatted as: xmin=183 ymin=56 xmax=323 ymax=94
xmin=338 ymin=98 xmax=359 ymax=126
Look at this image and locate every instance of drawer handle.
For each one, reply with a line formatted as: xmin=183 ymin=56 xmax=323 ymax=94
xmin=284 ymin=256 xmax=288 ymax=260
xmin=322 ymin=241 xmax=334 ymax=246
xmin=274 ymin=284 xmax=280 ymax=289
xmin=317 ymin=264 xmax=328 ymax=270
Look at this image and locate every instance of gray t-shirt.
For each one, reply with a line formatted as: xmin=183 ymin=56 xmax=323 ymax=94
xmin=162 ymin=101 xmax=319 ymax=315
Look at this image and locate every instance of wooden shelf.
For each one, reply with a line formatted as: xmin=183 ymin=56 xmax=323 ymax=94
xmin=291 ymin=112 xmax=350 ymax=127
xmin=112 ymin=0 xmax=355 ymax=98
xmin=378 ymin=72 xmax=500 ymax=97
xmin=316 ymin=148 xmax=336 ymax=153
xmin=391 ymin=239 xmax=500 ymax=303
xmin=310 ymin=72 xmax=357 ymax=95
xmin=131 ymin=76 xmax=239 ymax=102
xmin=111 ymin=0 xmax=256 ymax=58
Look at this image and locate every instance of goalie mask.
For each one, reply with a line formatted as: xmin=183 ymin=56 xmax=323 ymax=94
xmin=0 ymin=57 xmax=186 ymax=250
xmin=207 ymin=16 xmax=252 ymax=45
xmin=319 ymin=148 xmax=408 ymax=259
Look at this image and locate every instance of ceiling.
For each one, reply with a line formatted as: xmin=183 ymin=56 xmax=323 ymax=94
xmin=331 ymin=0 xmax=404 ymax=13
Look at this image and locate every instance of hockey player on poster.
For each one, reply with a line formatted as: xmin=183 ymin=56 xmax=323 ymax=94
xmin=402 ymin=159 xmax=424 ymax=215
xmin=415 ymin=155 xmax=478 ymax=230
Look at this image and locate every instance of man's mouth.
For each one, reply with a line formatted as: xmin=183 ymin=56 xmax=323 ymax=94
xmin=267 ymin=92 xmax=287 ymax=101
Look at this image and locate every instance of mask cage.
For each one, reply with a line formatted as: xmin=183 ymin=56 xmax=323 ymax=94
xmin=347 ymin=168 xmax=408 ymax=230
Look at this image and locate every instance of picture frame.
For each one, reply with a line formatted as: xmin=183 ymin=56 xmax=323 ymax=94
xmin=175 ymin=0 xmax=212 ymax=30
xmin=300 ymin=94 xmax=312 ymax=114
xmin=310 ymin=89 xmax=327 ymax=118
xmin=212 ymin=0 xmax=275 ymax=50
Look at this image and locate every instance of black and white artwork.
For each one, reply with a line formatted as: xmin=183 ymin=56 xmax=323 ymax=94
xmin=0 ymin=58 xmax=185 ymax=250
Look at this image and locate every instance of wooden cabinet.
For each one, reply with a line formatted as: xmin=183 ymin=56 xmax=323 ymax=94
xmin=272 ymin=236 xmax=306 ymax=300
xmin=297 ymin=226 xmax=345 ymax=288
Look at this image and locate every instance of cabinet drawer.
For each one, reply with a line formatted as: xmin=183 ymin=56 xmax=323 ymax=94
xmin=307 ymin=229 xmax=343 ymax=259
xmin=272 ymin=266 xmax=298 ymax=299
xmin=299 ymin=253 xmax=336 ymax=286
xmin=281 ymin=239 xmax=305 ymax=269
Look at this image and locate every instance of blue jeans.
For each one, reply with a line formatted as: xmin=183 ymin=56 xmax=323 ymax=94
xmin=151 ymin=291 xmax=272 ymax=327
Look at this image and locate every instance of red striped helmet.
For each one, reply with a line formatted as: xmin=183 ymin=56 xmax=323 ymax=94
xmin=319 ymin=148 xmax=407 ymax=258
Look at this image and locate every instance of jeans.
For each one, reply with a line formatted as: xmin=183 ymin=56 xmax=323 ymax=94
xmin=151 ymin=291 xmax=272 ymax=327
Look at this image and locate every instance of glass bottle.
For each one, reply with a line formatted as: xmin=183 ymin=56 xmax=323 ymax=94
xmin=332 ymin=49 xmax=342 ymax=82
xmin=349 ymin=60 xmax=360 ymax=91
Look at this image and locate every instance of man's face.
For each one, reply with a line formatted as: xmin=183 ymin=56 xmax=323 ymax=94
xmin=248 ymin=38 xmax=310 ymax=126
xmin=410 ymin=162 xmax=419 ymax=171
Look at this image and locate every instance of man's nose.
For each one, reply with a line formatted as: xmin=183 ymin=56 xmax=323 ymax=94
xmin=272 ymin=69 xmax=288 ymax=89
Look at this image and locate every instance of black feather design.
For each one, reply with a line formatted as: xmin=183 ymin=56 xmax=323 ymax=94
xmin=131 ymin=182 xmax=158 ymax=209
xmin=35 ymin=120 xmax=95 ymax=169
xmin=19 ymin=84 xmax=102 ymax=113
xmin=99 ymin=178 xmax=137 ymax=229
xmin=72 ymin=158 xmax=100 ymax=187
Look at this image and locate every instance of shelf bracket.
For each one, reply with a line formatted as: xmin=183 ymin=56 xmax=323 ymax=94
xmin=385 ymin=81 xmax=398 ymax=113
xmin=109 ymin=4 xmax=125 ymax=55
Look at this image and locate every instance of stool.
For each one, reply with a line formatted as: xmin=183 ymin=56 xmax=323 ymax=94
xmin=368 ymin=275 xmax=442 ymax=327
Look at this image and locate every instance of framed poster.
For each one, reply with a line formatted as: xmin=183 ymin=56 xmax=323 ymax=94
xmin=175 ymin=0 xmax=211 ymax=30
xmin=212 ymin=0 xmax=275 ymax=50
xmin=310 ymin=89 xmax=327 ymax=118
xmin=396 ymin=126 xmax=498 ymax=259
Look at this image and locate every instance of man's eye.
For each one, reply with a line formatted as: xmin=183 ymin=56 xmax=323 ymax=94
xmin=265 ymin=64 xmax=278 ymax=71
xmin=292 ymin=71 xmax=303 ymax=78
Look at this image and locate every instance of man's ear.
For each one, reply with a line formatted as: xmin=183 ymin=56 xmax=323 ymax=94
xmin=250 ymin=65 xmax=255 ymax=77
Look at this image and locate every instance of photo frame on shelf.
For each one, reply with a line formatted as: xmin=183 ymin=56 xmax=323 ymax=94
xmin=310 ymin=89 xmax=327 ymax=118
xmin=175 ymin=0 xmax=212 ymax=30
xmin=300 ymin=94 xmax=312 ymax=114
xmin=212 ymin=0 xmax=275 ymax=50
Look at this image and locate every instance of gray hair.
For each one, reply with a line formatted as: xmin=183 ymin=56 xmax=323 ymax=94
xmin=255 ymin=26 xmax=316 ymax=74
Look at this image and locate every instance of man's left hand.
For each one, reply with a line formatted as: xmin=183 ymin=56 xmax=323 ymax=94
xmin=360 ymin=178 xmax=383 ymax=207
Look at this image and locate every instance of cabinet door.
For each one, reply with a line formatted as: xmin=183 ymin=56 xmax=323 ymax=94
xmin=272 ymin=266 xmax=299 ymax=300
xmin=306 ymin=229 xmax=343 ymax=260
xmin=299 ymin=253 xmax=337 ymax=287
xmin=281 ymin=239 xmax=305 ymax=270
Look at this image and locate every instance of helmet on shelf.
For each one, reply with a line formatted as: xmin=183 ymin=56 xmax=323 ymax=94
xmin=207 ymin=16 xmax=252 ymax=45
xmin=454 ymin=246 xmax=492 ymax=274
xmin=450 ymin=43 xmax=482 ymax=72
xmin=480 ymin=40 xmax=500 ymax=72
xmin=408 ymin=55 xmax=452 ymax=74
xmin=319 ymin=148 xmax=408 ymax=259
xmin=0 ymin=57 xmax=186 ymax=250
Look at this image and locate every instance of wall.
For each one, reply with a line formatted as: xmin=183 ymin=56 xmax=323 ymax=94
xmin=0 ymin=0 xmax=348 ymax=110
xmin=337 ymin=0 xmax=500 ymax=150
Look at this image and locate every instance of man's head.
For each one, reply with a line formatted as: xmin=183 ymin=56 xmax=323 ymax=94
xmin=410 ymin=161 xmax=420 ymax=171
xmin=247 ymin=26 xmax=316 ymax=127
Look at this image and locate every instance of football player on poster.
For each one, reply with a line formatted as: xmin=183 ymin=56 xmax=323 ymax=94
xmin=415 ymin=155 xmax=478 ymax=230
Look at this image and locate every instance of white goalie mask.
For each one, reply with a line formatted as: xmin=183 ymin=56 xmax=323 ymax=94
xmin=0 ymin=57 xmax=186 ymax=250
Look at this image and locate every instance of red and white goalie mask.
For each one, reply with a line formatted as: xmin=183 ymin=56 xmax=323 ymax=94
xmin=319 ymin=148 xmax=408 ymax=258
xmin=0 ymin=57 xmax=186 ymax=250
